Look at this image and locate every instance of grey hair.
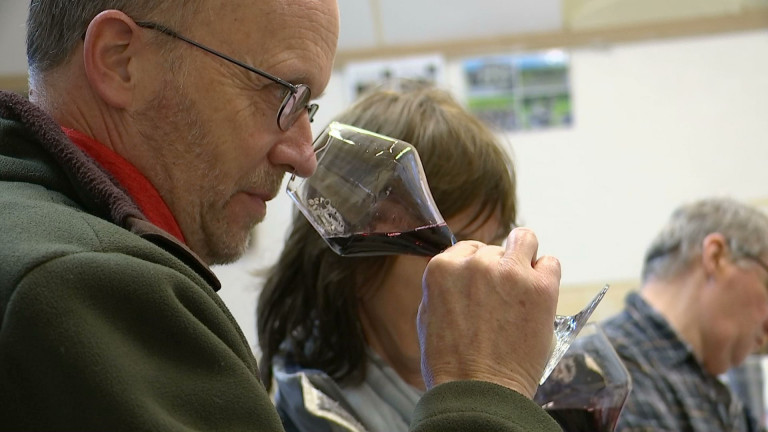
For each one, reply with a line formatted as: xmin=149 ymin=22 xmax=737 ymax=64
xmin=26 ymin=1 xmax=202 ymax=82
xmin=642 ymin=197 xmax=768 ymax=283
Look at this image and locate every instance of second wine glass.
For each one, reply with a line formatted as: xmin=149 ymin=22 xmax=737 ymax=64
xmin=287 ymin=121 xmax=609 ymax=383
xmin=535 ymin=323 xmax=632 ymax=432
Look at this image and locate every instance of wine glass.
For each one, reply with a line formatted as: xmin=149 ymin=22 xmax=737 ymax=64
xmin=286 ymin=121 xmax=609 ymax=383
xmin=534 ymin=323 xmax=632 ymax=432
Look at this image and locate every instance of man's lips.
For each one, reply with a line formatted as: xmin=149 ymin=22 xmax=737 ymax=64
xmin=245 ymin=189 xmax=277 ymax=202
xmin=239 ymin=188 xmax=279 ymax=216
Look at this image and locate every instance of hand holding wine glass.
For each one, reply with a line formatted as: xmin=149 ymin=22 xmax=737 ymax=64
xmin=418 ymin=227 xmax=561 ymax=398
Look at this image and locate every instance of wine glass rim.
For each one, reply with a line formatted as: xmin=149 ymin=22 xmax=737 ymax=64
xmin=325 ymin=121 xmax=404 ymax=148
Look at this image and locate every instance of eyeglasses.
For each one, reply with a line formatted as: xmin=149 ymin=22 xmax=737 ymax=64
xmin=135 ymin=21 xmax=318 ymax=131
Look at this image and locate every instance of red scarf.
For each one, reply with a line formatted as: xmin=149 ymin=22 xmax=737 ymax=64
xmin=63 ymin=128 xmax=186 ymax=243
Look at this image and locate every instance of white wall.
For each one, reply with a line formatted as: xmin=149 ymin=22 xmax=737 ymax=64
xmin=0 ymin=2 xmax=29 ymax=75
xmin=215 ymin=30 xmax=768 ymax=345
xmin=506 ymin=30 xmax=768 ymax=284
xmin=236 ymin=29 xmax=768 ymax=283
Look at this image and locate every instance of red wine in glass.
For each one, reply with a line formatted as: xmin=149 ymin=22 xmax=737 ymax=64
xmin=545 ymin=404 xmax=624 ymax=432
xmin=324 ymin=223 xmax=455 ymax=257
xmin=535 ymin=324 xmax=631 ymax=432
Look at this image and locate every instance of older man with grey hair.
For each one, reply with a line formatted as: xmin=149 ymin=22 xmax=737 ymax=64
xmin=603 ymin=197 xmax=768 ymax=432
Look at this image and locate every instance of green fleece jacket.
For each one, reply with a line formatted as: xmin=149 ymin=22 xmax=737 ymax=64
xmin=0 ymin=91 xmax=560 ymax=432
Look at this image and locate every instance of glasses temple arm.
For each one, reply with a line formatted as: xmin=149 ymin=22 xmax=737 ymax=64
xmin=134 ymin=21 xmax=298 ymax=93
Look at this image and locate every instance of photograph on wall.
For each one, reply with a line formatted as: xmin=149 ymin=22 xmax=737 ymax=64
xmin=343 ymin=54 xmax=447 ymax=103
xmin=462 ymin=50 xmax=572 ymax=132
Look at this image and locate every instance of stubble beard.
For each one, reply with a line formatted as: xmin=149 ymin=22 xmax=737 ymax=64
xmin=137 ymin=78 xmax=282 ymax=265
xmin=201 ymin=167 xmax=284 ymax=265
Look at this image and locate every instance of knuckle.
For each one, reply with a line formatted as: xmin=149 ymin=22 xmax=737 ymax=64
xmin=513 ymin=226 xmax=536 ymax=239
xmin=548 ymin=255 xmax=561 ymax=268
xmin=425 ymin=253 xmax=453 ymax=272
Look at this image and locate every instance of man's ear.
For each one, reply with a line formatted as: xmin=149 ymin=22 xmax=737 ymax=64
xmin=701 ymin=232 xmax=729 ymax=276
xmin=82 ymin=10 xmax=144 ymax=109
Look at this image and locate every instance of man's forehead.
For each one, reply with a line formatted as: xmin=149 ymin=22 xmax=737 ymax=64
xmin=183 ymin=0 xmax=337 ymax=90
xmin=188 ymin=0 xmax=337 ymax=37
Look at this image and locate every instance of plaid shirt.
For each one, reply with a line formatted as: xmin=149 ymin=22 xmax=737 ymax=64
xmin=601 ymin=292 xmax=756 ymax=432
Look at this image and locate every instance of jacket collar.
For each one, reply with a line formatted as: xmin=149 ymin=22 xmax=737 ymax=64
xmin=0 ymin=91 xmax=220 ymax=290
xmin=624 ymin=292 xmax=696 ymax=368
xmin=273 ymin=364 xmax=368 ymax=432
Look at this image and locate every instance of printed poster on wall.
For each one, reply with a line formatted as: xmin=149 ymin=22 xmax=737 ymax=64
xmin=463 ymin=50 xmax=572 ymax=132
xmin=343 ymin=54 xmax=447 ymax=103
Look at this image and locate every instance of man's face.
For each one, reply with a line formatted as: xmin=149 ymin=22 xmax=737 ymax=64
xmin=727 ymin=255 xmax=768 ymax=366
xmin=701 ymin=253 xmax=768 ymax=374
xmin=134 ymin=0 xmax=339 ymax=264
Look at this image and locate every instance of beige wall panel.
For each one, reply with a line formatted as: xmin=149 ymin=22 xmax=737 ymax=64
xmin=0 ymin=75 xmax=27 ymax=93
xmin=557 ymin=280 xmax=639 ymax=322
xmin=566 ymin=0 xmax=745 ymax=30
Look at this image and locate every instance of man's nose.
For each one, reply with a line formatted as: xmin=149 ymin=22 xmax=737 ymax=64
xmin=269 ymin=117 xmax=317 ymax=178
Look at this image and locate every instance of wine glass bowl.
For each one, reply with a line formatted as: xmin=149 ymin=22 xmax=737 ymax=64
xmin=287 ymin=122 xmax=455 ymax=257
xmin=535 ymin=323 xmax=632 ymax=432
xmin=287 ymin=122 xmax=610 ymax=383
xmin=545 ymin=284 xmax=610 ymax=383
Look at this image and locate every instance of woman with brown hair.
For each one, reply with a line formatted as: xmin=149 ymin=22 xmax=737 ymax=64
xmin=258 ymin=84 xmax=519 ymax=432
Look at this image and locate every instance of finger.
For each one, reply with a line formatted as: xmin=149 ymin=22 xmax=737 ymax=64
xmin=533 ymin=255 xmax=562 ymax=287
xmin=503 ymin=227 xmax=539 ymax=264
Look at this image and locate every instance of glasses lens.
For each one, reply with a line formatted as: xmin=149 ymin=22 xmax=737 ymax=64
xmin=278 ymin=84 xmax=313 ymax=131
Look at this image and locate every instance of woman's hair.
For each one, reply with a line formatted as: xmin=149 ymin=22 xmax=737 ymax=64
xmin=642 ymin=197 xmax=768 ymax=283
xmin=257 ymin=84 xmax=518 ymax=388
